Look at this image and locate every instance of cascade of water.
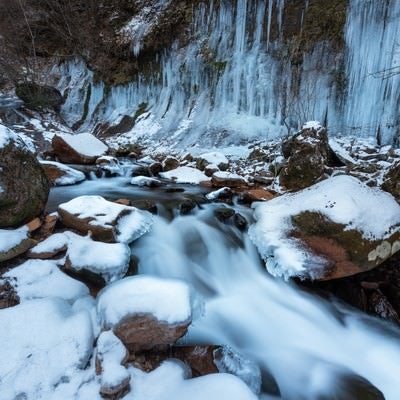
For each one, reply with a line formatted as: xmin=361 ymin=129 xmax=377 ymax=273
xmin=133 ymin=206 xmax=400 ymax=399
xmin=58 ymin=0 xmax=400 ymax=147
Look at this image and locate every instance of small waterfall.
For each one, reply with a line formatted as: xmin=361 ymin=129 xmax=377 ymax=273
xmin=133 ymin=206 xmax=400 ymax=399
xmin=58 ymin=0 xmax=400 ymax=146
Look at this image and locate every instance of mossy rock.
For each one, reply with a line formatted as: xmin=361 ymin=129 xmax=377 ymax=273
xmin=292 ymin=211 xmax=400 ymax=280
xmin=0 ymin=141 xmax=49 ymax=228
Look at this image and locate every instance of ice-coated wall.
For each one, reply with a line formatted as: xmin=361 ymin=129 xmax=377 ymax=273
xmin=58 ymin=0 xmax=400 ymax=147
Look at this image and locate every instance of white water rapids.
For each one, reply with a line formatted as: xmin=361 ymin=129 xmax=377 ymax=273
xmin=131 ymin=205 xmax=400 ymax=399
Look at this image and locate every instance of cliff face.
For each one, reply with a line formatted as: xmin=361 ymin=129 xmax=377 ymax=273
xmin=1 ymin=0 xmax=399 ymax=148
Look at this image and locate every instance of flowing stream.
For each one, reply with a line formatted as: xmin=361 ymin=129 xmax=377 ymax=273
xmin=51 ymin=177 xmax=400 ymax=399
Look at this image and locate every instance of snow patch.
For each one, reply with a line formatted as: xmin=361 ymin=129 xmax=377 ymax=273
xmin=0 ymin=226 xmax=29 ymax=253
xmin=160 ymin=166 xmax=210 ymax=184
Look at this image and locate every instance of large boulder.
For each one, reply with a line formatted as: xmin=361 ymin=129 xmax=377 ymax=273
xmin=279 ymin=121 xmax=331 ymax=191
xmin=0 ymin=125 xmax=49 ymax=227
xmin=249 ymin=175 xmax=400 ymax=280
xmin=15 ymin=82 xmax=64 ymax=111
xmin=97 ymin=276 xmax=194 ymax=353
xmin=52 ymin=132 xmax=108 ymax=164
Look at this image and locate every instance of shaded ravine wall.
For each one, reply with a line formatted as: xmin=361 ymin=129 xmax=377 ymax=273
xmin=57 ymin=0 xmax=400 ymax=147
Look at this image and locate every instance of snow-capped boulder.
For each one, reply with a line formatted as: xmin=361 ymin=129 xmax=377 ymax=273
xmin=0 ymin=124 xmax=49 ymax=227
xmin=0 ymin=298 xmax=93 ymax=399
xmin=29 ymin=231 xmax=131 ymax=284
xmin=160 ymin=166 xmax=210 ymax=184
xmin=131 ymin=176 xmax=162 ymax=187
xmin=206 ymin=187 xmax=234 ymax=203
xmin=52 ymin=132 xmax=108 ymax=164
xmin=249 ymin=175 xmax=400 ymax=280
xmin=40 ymin=160 xmax=86 ymax=186
xmin=211 ymin=171 xmax=246 ymax=188
xmin=97 ymin=276 xmax=194 ymax=352
xmin=162 ymin=156 xmax=180 ymax=171
xmin=2 ymin=259 xmax=89 ymax=303
xmin=96 ymin=331 xmax=131 ymax=399
xmin=58 ymin=195 xmax=153 ymax=243
xmin=280 ymin=121 xmax=331 ymax=191
xmin=0 ymin=225 xmax=34 ymax=262
xmin=196 ymin=152 xmax=228 ymax=171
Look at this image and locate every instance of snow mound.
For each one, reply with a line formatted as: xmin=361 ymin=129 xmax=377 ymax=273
xmin=160 ymin=166 xmax=210 ymax=184
xmin=0 ymin=225 xmax=29 ymax=253
xmin=97 ymin=331 xmax=130 ymax=393
xmin=3 ymin=259 xmax=89 ymax=302
xmin=40 ymin=160 xmax=86 ymax=185
xmin=128 ymin=360 xmax=258 ymax=400
xmin=97 ymin=276 xmax=193 ymax=326
xmin=0 ymin=298 xmax=93 ymax=399
xmin=213 ymin=171 xmax=245 ymax=181
xmin=56 ymin=132 xmax=108 ymax=158
xmin=249 ymin=175 xmax=400 ymax=279
xmin=199 ymin=152 xmax=228 ymax=166
xmin=59 ymin=195 xmax=153 ymax=243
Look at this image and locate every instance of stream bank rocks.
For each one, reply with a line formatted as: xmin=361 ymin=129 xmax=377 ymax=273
xmin=0 ymin=125 xmax=49 ymax=227
xmin=249 ymin=175 xmax=400 ymax=281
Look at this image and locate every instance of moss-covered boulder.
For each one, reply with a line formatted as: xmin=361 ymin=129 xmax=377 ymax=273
xmin=280 ymin=122 xmax=331 ymax=191
xmin=0 ymin=125 xmax=49 ymax=227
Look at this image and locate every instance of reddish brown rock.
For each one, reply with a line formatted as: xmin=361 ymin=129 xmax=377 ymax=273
xmin=0 ymin=280 xmax=19 ymax=309
xmin=239 ymin=189 xmax=275 ymax=204
xmin=52 ymin=133 xmax=108 ymax=164
xmin=113 ymin=314 xmax=190 ymax=353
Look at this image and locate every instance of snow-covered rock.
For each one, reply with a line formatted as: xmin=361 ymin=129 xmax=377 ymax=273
xmin=2 ymin=259 xmax=89 ymax=303
xmin=40 ymin=160 xmax=86 ymax=186
xmin=196 ymin=152 xmax=229 ymax=171
xmin=128 ymin=360 xmax=258 ymax=400
xmin=211 ymin=171 xmax=246 ymax=187
xmin=96 ymin=155 xmax=122 ymax=175
xmin=249 ymin=175 xmax=400 ymax=280
xmin=97 ymin=276 xmax=194 ymax=352
xmin=131 ymin=176 xmax=162 ymax=187
xmin=206 ymin=187 xmax=233 ymax=203
xmin=58 ymin=195 xmax=153 ymax=243
xmin=96 ymin=331 xmax=130 ymax=398
xmin=52 ymin=132 xmax=108 ymax=164
xmin=162 ymin=156 xmax=180 ymax=171
xmin=64 ymin=232 xmax=131 ymax=284
xmin=0 ymin=298 xmax=94 ymax=399
xmin=160 ymin=166 xmax=210 ymax=184
xmin=0 ymin=225 xmax=34 ymax=262
xmin=30 ymin=231 xmax=131 ymax=284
